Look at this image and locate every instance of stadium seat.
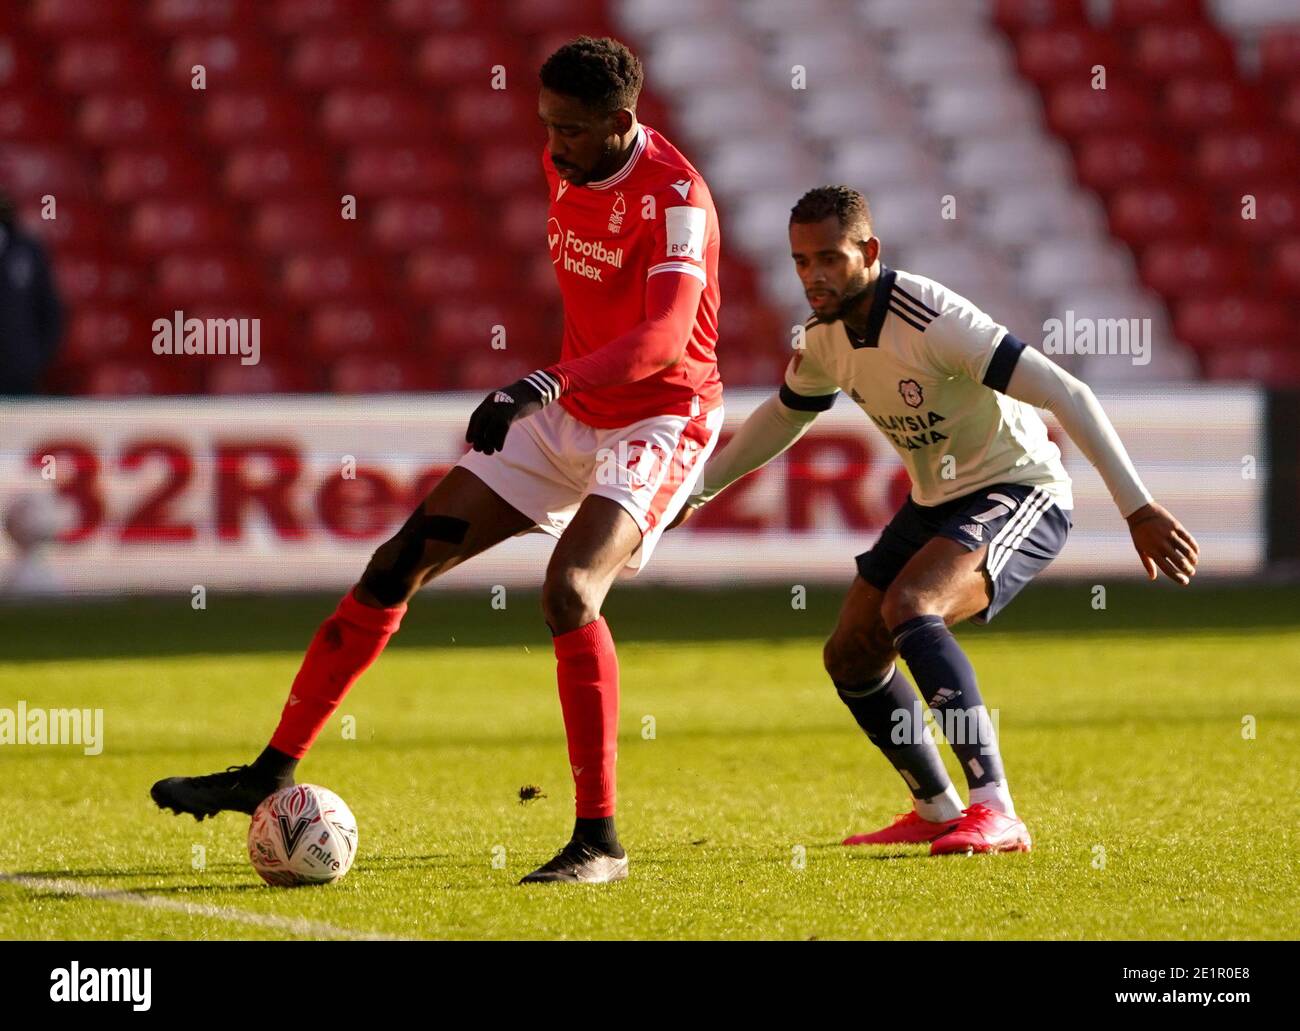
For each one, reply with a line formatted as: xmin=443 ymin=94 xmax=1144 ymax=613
xmin=369 ymin=197 xmax=479 ymax=250
xmin=1224 ymin=185 xmax=1300 ymax=242
xmin=267 ymin=0 xmax=371 ymax=33
xmin=222 ymin=144 xmax=330 ymax=200
xmin=1202 ymin=346 xmax=1300 ymax=387
xmin=202 ymin=91 xmax=309 ymax=143
xmin=1109 ymin=0 xmax=1205 ymax=27
xmin=1139 ymin=240 xmax=1253 ymax=297
xmin=319 ymin=87 xmax=440 ymax=143
xmin=287 ymin=33 xmax=403 ymax=89
xmin=128 ymin=199 xmax=234 ymax=253
xmin=0 ymin=93 xmax=69 ymax=141
xmin=403 ymin=247 xmax=497 ymax=300
xmin=308 ymin=303 xmax=414 ymax=357
xmin=475 ymin=140 xmax=546 ymax=196
xmin=1016 ymin=27 xmax=1123 ymax=84
xmin=342 ymin=145 xmax=460 ymax=196
xmin=168 ymin=34 xmax=280 ymax=86
xmin=78 ymin=93 xmax=182 ymax=145
xmin=991 ymin=0 xmax=1087 ymax=33
xmin=1108 ymin=186 xmax=1211 ymax=245
xmin=1163 ymin=76 xmax=1264 ymax=132
xmin=1045 ymin=81 xmax=1156 ymax=137
xmin=0 ymin=37 xmax=42 ymax=89
xmin=1075 ymin=133 xmax=1181 ymax=192
xmin=448 ymin=87 xmax=538 ymax=139
xmin=102 ymin=148 xmax=208 ymax=202
xmin=414 ymin=31 xmax=528 ymax=87
xmin=53 ymin=38 xmax=158 ymax=93
xmin=154 ymin=252 xmax=263 ymax=303
xmin=1132 ymin=24 xmax=1234 ymax=80
xmin=1258 ymin=25 xmax=1300 ymax=82
xmin=251 ymin=198 xmax=354 ymax=252
xmin=0 ymin=143 xmax=93 ymax=196
xmin=1194 ymin=130 xmax=1297 ymax=186
xmin=145 ymin=0 xmax=260 ymax=33
xmin=206 ymin=359 xmax=323 ymax=395
xmin=81 ymin=359 xmax=202 ymax=396
xmin=329 ymin=353 xmax=444 ymax=393
xmin=1173 ymin=295 xmax=1293 ymax=353
xmin=18 ymin=199 xmax=110 ymax=247
xmin=53 ymin=251 xmax=144 ymax=304
xmin=63 ymin=305 xmax=148 ymax=363
xmin=30 ymin=0 xmax=132 ymax=32
xmin=1267 ymin=239 xmax=1300 ymax=297
xmin=281 ymin=251 xmax=387 ymax=302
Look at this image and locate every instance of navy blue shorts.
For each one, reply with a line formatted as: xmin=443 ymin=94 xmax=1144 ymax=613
xmin=855 ymin=483 xmax=1072 ymax=624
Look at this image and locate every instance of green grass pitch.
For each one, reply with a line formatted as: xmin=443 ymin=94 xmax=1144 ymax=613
xmin=1 ymin=580 xmax=1297 ymax=940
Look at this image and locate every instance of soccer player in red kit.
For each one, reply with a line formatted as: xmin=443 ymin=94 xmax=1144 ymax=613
xmin=151 ymin=37 xmax=724 ymax=884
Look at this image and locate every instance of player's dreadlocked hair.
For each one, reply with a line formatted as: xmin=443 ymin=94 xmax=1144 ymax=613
xmin=790 ymin=186 xmax=873 ymax=243
xmin=539 ymin=36 xmax=644 ymax=113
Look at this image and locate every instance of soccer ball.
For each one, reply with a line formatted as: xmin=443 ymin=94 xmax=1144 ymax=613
xmin=247 ymin=784 xmax=358 ymax=887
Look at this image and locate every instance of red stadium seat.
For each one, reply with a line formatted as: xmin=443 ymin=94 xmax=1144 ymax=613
xmin=1194 ymin=131 xmax=1298 ymax=186
xmin=448 ymin=86 xmax=537 ymax=139
xmin=1016 ymin=27 xmax=1122 ymax=84
xmin=1132 ymin=24 xmax=1234 ymax=80
xmin=267 ymin=0 xmax=372 ymax=33
xmin=0 ymin=37 xmax=42 ymax=89
xmin=510 ymin=0 xmax=608 ymax=32
xmin=222 ymin=144 xmax=330 ymax=199
xmin=1224 ymin=185 xmax=1300 ymax=242
xmin=498 ymin=194 xmax=548 ymax=253
xmin=251 ymin=198 xmax=354 ymax=252
xmin=287 ymin=33 xmax=403 ymax=89
xmin=53 ymin=38 xmax=157 ymax=93
xmin=53 ymin=251 xmax=144 ymax=303
xmin=1075 ymin=133 xmax=1180 ymax=192
xmin=30 ymin=0 xmax=132 ymax=32
xmin=1045 ymin=81 xmax=1155 ymax=137
xmin=78 ymin=93 xmax=182 ymax=145
xmin=1108 ymin=186 xmax=1210 ymax=244
xmin=1268 ymin=239 xmax=1300 ymax=297
xmin=341 ymin=146 xmax=460 ymax=196
xmin=1278 ymin=82 xmax=1300 ymax=134
xmin=206 ymin=358 xmax=324 ymax=395
xmin=145 ymin=0 xmax=260 ymax=33
xmin=0 ymin=143 xmax=94 ymax=196
xmin=387 ymin=0 xmax=488 ymax=31
xmin=992 ymin=0 xmax=1088 ymax=33
xmin=0 ymin=93 xmax=69 ymax=141
xmin=154 ymin=251 xmax=262 ymax=302
xmin=414 ymin=31 xmax=527 ymax=87
xmin=476 ymin=140 xmax=546 ymax=196
xmin=1202 ymin=347 xmax=1300 ymax=387
xmin=18 ymin=198 xmax=111 ymax=247
xmin=403 ymin=247 xmax=497 ymax=300
xmin=319 ymin=87 xmax=440 ymax=143
xmin=168 ymin=35 xmax=280 ymax=86
xmin=450 ymin=349 xmax=543 ymax=391
xmin=308 ymin=303 xmax=413 ymax=356
xmin=1173 ymin=295 xmax=1293 ymax=352
xmin=1259 ymin=27 xmax=1300 ymax=82
xmin=1139 ymin=240 xmax=1252 ymax=297
xmin=128 ymin=199 xmax=234 ymax=253
xmin=281 ymin=250 xmax=387 ymax=302
xmin=431 ymin=301 xmax=541 ymax=353
xmin=329 ymin=353 xmax=443 ymax=393
xmin=1163 ymin=77 xmax=1264 ymax=132
xmin=1109 ymin=0 xmax=1205 ymax=28
xmin=369 ymin=197 xmax=479 ymax=250
xmin=102 ymin=148 xmax=208 ymax=202
xmin=63 ymin=305 xmax=149 ymax=363
xmin=82 ymin=359 xmax=202 ymax=396
xmin=202 ymin=90 xmax=308 ymax=143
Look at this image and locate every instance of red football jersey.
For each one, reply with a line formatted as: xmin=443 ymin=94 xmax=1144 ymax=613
xmin=542 ymin=124 xmax=723 ymax=428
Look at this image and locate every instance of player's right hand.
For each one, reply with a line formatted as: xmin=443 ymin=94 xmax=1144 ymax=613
xmin=465 ymin=379 xmax=544 ymax=455
xmin=1126 ymin=501 xmax=1199 ymax=586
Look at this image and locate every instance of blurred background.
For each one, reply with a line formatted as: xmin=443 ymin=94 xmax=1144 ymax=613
xmin=0 ymin=0 xmax=1296 ymax=595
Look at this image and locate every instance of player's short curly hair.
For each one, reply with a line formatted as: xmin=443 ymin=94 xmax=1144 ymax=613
xmin=539 ymin=36 xmax=644 ymax=113
xmin=790 ymin=186 xmax=873 ymax=242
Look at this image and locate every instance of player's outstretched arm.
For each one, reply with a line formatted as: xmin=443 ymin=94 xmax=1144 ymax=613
xmin=1003 ymin=345 xmax=1199 ymax=585
xmin=667 ymin=391 xmax=822 ymax=530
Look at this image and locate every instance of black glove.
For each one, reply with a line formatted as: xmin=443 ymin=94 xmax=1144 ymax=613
xmin=465 ymin=376 xmax=550 ymax=455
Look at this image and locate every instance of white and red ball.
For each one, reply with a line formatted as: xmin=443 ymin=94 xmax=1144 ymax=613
xmin=247 ymin=784 xmax=358 ymax=886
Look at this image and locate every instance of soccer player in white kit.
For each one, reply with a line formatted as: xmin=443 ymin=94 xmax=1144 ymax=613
xmin=674 ymin=187 xmax=1199 ymax=855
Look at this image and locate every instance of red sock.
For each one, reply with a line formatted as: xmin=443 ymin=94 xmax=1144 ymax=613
xmin=553 ymin=617 xmax=620 ymax=818
xmin=269 ymin=587 xmax=407 ymax=759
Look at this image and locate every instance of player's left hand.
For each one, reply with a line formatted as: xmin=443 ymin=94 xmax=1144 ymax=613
xmin=1126 ymin=501 xmax=1199 ymax=586
xmin=465 ymin=379 xmax=545 ymax=455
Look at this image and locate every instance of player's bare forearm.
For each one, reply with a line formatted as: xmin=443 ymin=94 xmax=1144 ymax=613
xmin=1126 ymin=500 xmax=1199 ymax=586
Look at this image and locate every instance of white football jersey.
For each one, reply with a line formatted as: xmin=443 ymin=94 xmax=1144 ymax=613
xmin=783 ymin=266 xmax=1073 ymax=509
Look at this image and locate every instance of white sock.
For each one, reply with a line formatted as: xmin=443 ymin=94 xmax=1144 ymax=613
xmin=969 ymin=781 xmax=1016 ymax=818
xmin=914 ymin=783 xmax=964 ymax=823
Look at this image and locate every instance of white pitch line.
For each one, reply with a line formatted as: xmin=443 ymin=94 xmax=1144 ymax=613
xmin=0 ymin=873 xmax=410 ymax=941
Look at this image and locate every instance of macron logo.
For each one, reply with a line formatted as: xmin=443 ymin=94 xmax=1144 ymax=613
xmin=556 ymin=180 xmax=568 ymax=200
xmin=670 ymin=179 xmax=691 ymax=199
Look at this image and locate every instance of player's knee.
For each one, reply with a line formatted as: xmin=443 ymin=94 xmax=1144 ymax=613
xmin=823 ymin=629 xmax=893 ymax=685
xmin=541 ymin=566 xmax=598 ymax=631
xmin=880 ymin=581 xmax=941 ymax=632
xmin=359 ymin=510 xmax=470 ymax=606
